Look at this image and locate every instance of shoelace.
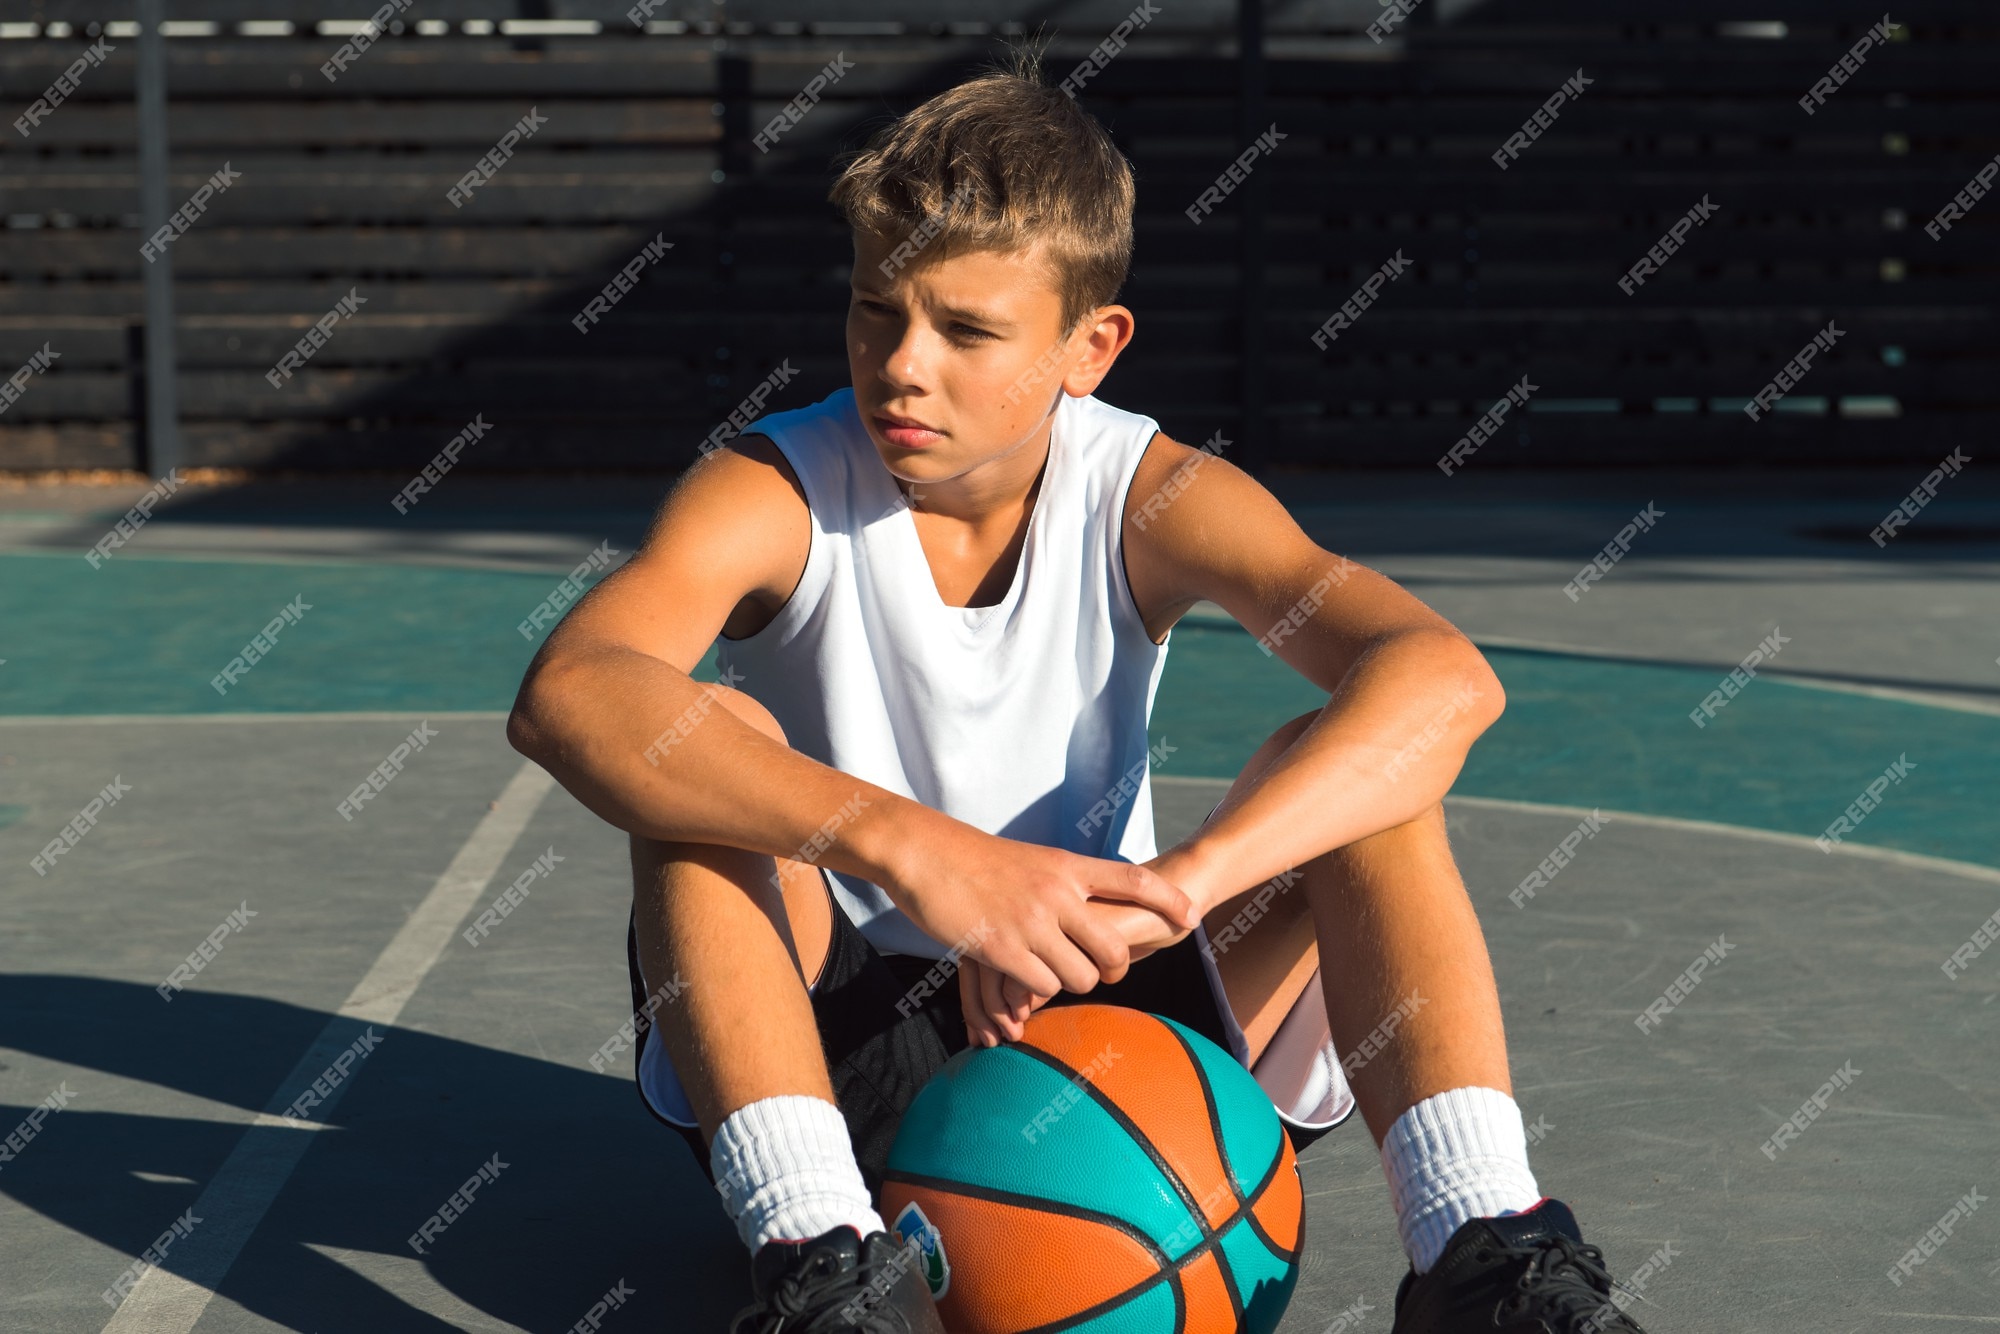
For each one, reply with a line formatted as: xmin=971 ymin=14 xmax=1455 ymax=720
xmin=728 ymin=1243 xmax=912 ymax=1334
xmin=1485 ymin=1233 xmax=1647 ymax=1332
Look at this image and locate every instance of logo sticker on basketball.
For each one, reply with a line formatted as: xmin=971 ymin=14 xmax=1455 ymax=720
xmin=892 ymin=1199 xmax=950 ymax=1299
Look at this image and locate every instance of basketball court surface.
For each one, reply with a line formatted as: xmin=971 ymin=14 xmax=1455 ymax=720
xmin=3 ymin=464 xmax=1996 ymax=1332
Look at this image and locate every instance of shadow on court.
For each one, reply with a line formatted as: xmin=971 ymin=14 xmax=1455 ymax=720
xmin=0 ymin=975 xmax=742 ymax=1332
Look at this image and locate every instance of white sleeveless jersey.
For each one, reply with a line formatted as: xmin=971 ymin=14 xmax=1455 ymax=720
xmin=717 ymin=385 xmax=1170 ymax=960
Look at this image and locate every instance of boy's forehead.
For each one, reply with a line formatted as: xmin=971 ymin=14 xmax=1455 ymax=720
xmin=851 ymin=230 xmax=1064 ymax=313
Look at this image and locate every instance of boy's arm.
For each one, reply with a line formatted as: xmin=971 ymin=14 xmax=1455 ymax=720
xmin=1120 ymin=432 xmax=1506 ymax=923
xmin=505 ymin=438 xmax=1197 ymax=1001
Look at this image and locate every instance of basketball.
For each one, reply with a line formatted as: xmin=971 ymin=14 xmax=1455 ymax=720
xmin=880 ymin=1003 xmax=1303 ymax=1334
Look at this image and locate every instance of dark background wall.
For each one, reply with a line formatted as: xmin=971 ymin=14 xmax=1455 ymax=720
xmin=0 ymin=1 xmax=1992 ymax=474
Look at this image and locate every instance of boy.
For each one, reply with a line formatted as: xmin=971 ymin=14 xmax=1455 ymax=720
xmin=507 ymin=50 xmax=1646 ymax=1334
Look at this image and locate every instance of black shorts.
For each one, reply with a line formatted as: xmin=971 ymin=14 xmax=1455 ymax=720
xmin=626 ymin=879 xmax=1338 ymax=1198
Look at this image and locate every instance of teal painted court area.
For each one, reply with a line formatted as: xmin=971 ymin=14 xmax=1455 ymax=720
xmin=6 ymin=547 xmax=1991 ymax=870
xmin=1 ymin=550 xmax=558 ymax=715
xmin=1154 ymin=624 xmax=1996 ymax=872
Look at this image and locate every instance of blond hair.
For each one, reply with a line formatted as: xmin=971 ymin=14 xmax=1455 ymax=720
xmin=828 ymin=45 xmax=1136 ymax=335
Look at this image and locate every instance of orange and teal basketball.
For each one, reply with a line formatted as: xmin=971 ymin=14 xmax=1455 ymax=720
xmin=880 ymin=1003 xmax=1303 ymax=1334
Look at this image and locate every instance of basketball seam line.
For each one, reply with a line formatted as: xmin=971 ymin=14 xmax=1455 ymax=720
xmin=1027 ymin=1020 xmax=1298 ymax=1281
xmin=880 ymin=1167 xmax=1169 ymax=1263
xmin=880 ymin=1167 xmax=1178 ymax=1334
xmin=1011 ymin=1038 xmax=1218 ymax=1246
xmin=1158 ymin=1021 xmax=1249 ymax=1325
xmin=879 ymin=1167 xmax=1283 ymax=1334
xmin=1161 ymin=1020 xmax=1300 ymax=1265
xmin=1019 ymin=1021 xmax=1282 ymax=1325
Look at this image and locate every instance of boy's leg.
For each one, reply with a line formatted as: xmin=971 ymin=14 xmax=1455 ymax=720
xmin=1200 ymin=711 xmax=1511 ymax=1141
xmin=628 ymin=684 xmax=884 ymax=1254
xmin=629 ymin=831 xmax=834 ymax=1144
xmin=1206 ymin=711 xmax=1536 ymax=1280
xmin=1303 ymin=801 xmax=1511 ymax=1144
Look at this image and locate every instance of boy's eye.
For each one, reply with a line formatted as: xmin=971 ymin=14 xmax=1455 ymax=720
xmin=853 ymin=300 xmax=993 ymax=342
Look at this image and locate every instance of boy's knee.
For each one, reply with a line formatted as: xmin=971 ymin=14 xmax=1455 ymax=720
xmin=703 ymin=682 xmax=787 ymax=747
xmin=1232 ymin=710 xmax=1321 ymax=793
xmin=1325 ymin=801 xmax=1448 ymax=875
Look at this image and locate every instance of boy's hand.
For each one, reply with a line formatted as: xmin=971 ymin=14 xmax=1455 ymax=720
xmin=956 ymin=846 xmax=1222 ymax=1046
xmin=961 ymin=954 xmax=1055 ymax=1048
xmin=886 ymin=824 xmax=1202 ymax=1026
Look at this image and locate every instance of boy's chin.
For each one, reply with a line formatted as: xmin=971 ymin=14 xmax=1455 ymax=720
xmin=869 ymin=443 xmax=949 ymax=483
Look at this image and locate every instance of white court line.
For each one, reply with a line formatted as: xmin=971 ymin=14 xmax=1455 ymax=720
xmin=1154 ymin=778 xmax=2000 ymax=885
xmin=1466 ymin=632 xmax=2000 ymax=719
xmin=1880 ymin=1316 xmax=2000 ymax=1325
xmin=99 ymin=760 xmax=555 ymax=1333
xmin=1176 ymin=606 xmax=2000 ymax=717
xmin=1448 ymin=793 xmax=2000 ymax=887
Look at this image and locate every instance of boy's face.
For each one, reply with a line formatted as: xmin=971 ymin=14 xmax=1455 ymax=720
xmin=846 ymin=230 xmax=1132 ymax=491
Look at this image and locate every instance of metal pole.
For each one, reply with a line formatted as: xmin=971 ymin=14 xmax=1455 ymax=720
xmin=1237 ymin=0 xmax=1266 ymax=473
xmin=135 ymin=0 xmax=181 ymax=476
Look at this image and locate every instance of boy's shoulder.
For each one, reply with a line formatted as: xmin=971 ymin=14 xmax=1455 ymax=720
xmin=734 ymin=385 xmax=860 ymax=455
xmin=1122 ymin=424 xmax=1249 ymax=526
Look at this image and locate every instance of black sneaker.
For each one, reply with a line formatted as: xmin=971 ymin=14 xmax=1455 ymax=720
xmin=728 ymin=1224 xmax=946 ymax=1334
xmin=1390 ymin=1199 xmax=1648 ymax=1333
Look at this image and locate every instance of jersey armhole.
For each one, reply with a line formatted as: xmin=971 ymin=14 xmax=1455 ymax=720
xmin=717 ymin=431 xmax=825 ymax=646
xmin=1113 ymin=425 xmax=1172 ymax=648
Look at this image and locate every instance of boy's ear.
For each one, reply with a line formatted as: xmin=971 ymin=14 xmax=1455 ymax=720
xmin=1062 ymin=304 xmax=1135 ymax=398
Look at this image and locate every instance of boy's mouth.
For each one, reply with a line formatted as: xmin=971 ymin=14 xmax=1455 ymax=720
xmin=873 ymin=412 xmax=944 ymax=451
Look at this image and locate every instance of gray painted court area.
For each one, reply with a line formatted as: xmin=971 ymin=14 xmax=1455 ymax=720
xmin=3 ymin=468 xmax=1997 ymax=1332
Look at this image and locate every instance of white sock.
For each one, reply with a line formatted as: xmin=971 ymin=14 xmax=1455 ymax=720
xmin=708 ymin=1094 xmax=886 ymax=1254
xmin=1379 ymin=1086 xmax=1543 ymax=1274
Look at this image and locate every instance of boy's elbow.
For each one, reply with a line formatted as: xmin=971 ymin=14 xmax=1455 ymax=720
xmin=506 ymin=661 xmax=572 ymax=759
xmin=1462 ymin=642 xmax=1506 ymax=731
xmin=504 ymin=704 xmax=543 ymax=759
xmin=1400 ymin=626 xmax=1504 ymax=732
